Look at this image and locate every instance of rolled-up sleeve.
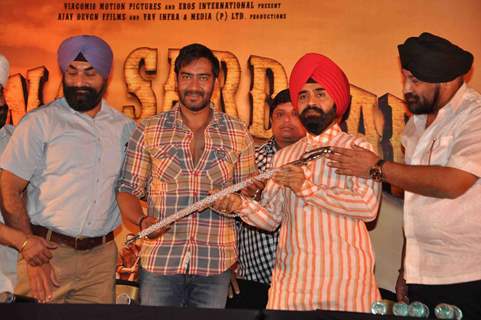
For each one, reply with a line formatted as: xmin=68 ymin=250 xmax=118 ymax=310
xmin=117 ymin=120 xmax=151 ymax=198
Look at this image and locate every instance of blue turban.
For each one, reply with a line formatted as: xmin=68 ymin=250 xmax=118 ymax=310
xmin=57 ymin=35 xmax=113 ymax=79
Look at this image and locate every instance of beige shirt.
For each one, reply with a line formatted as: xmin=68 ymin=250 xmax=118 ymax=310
xmin=402 ymin=84 xmax=481 ymax=285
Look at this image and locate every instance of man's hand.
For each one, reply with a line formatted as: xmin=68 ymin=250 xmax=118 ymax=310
xmin=20 ymin=235 xmax=57 ymax=267
xmin=327 ymin=143 xmax=379 ymax=178
xmin=240 ymin=179 xmax=265 ymax=201
xmin=210 ymin=189 xmax=244 ymax=215
xmin=26 ymin=263 xmax=59 ymax=303
xmin=395 ymin=270 xmax=409 ymax=303
xmin=227 ymin=269 xmax=240 ymax=299
xmin=139 ymin=216 xmax=169 ymax=239
xmin=272 ymin=164 xmax=306 ymax=194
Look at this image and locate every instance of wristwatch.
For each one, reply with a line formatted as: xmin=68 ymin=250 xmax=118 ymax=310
xmin=369 ymin=159 xmax=385 ymax=182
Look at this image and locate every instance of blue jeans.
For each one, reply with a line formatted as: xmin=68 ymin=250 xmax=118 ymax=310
xmin=139 ymin=267 xmax=230 ymax=308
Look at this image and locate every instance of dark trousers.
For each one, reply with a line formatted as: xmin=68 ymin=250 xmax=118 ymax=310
xmin=408 ymin=279 xmax=481 ymax=319
xmin=225 ymin=278 xmax=269 ymax=309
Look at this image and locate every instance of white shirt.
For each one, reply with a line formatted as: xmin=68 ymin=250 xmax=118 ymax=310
xmin=0 ymin=124 xmax=17 ymax=292
xmin=0 ymin=98 xmax=135 ymax=237
xmin=402 ymin=84 xmax=481 ymax=285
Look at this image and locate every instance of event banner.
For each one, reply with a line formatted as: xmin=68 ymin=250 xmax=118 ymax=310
xmin=1 ymin=0 xmax=480 ymax=167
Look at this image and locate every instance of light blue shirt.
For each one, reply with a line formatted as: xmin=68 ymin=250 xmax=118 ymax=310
xmin=0 ymin=124 xmax=17 ymax=292
xmin=0 ymin=98 xmax=135 ymax=237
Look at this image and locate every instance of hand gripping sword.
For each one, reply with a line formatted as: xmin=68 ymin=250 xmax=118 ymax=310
xmin=125 ymin=146 xmax=332 ymax=245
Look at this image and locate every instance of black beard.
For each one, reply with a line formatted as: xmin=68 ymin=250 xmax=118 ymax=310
xmin=63 ymin=80 xmax=106 ymax=112
xmin=180 ymin=90 xmax=209 ymax=111
xmin=404 ymin=85 xmax=440 ymax=115
xmin=299 ymin=105 xmax=337 ymax=136
xmin=0 ymin=105 xmax=8 ymax=129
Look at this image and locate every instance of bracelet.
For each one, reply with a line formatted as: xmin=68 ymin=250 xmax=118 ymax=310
xmin=19 ymin=238 xmax=30 ymax=252
xmin=137 ymin=215 xmax=149 ymax=230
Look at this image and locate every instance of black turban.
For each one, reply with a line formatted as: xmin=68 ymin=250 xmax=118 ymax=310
xmin=398 ymin=32 xmax=473 ymax=83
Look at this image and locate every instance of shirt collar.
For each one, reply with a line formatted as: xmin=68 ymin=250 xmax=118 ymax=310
xmin=412 ymin=82 xmax=467 ymax=131
xmin=60 ymin=97 xmax=109 ymax=118
xmin=169 ymin=103 xmax=219 ymax=129
xmin=264 ymin=137 xmax=278 ymax=154
xmin=306 ymin=123 xmax=342 ymax=148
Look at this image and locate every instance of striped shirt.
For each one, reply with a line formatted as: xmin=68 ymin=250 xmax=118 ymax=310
xmin=117 ymin=104 xmax=257 ymax=276
xmin=238 ymin=124 xmax=381 ymax=312
xmin=236 ymin=137 xmax=279 ymax=284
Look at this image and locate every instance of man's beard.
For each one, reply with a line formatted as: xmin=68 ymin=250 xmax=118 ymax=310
xmin=63 ymin=80 xmax=106 ymax=112
xmin=299 ymin=105 xmax=337 ymax=136
xmin=179 ymin=85 xmax=214 ymax=112
xmin=404 ymin=85 xmax=440 ymax=115
xmin=0 ymin=105 xmax=8 ymax=129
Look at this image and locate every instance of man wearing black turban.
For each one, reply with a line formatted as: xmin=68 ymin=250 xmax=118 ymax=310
xmin=328 ymin=32 xmax=481 ymax=317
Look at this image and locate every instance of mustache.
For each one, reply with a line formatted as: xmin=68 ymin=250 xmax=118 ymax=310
xmin=303 ymin=105 xmax=324 ymax=114
xmin=185 ymin=90 xmax=204 ymax=97
xmin=404 ymin=93 xmax=419 ymax=102
xmin=65 ymin=86 xmax=97 ymax=95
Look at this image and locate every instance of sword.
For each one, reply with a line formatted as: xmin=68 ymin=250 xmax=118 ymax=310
xmin=125 ymin=146 xmax=332 ymax=245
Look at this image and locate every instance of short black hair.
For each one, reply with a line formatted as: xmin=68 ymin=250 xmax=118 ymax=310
xmin=269 ymin=89 xmax=291 ymax=118
xmin=174 ymin=43 xmax=220 ymax=78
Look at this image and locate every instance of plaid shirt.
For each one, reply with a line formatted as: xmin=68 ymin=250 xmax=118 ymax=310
xmin=117 ymin=104 xmax=257 ymax=276
xmin=235 ymin=138 xmax=279 ymax=284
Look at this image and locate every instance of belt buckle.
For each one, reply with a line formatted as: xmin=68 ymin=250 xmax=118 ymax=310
xmin=74 ymin=236 xmax=86 ymax=250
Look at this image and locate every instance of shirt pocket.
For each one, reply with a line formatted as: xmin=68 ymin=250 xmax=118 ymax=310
xmin=150 ymin=144 xmax=183 ymax=183
xmin=428 ymin=135 xmax=453 ymax=165
xmin=204 ymin=147 xmax=238 ymax=188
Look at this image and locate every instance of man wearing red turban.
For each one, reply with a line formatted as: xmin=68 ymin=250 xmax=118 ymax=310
xmin=213 ymin=53 xmax=381 ymax=312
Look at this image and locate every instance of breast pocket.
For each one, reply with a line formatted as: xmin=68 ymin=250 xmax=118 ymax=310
xmin=428 ymin=135 xmax=453 ymax=165
xmin=150 ymin=145 xmax=183 ymax=183
xmin=205 ymin=148 xmax=238 ymax=188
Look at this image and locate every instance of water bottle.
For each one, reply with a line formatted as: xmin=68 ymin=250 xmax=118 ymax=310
xmin=393 ymin=302 xmax=409 ymax=317
xmin=116 ymin=292 xmax=135 ymax=304
xmin=434 ymin=303 xmax=463 ymax=320
xmin=408 ymin=301 xmax=430 ymax=318
xmin=371 ymin=300 xmax=390 ymax=315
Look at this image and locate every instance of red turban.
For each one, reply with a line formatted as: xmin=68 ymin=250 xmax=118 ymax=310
xmin=289 ymin=53 xmax=350 ymax=117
